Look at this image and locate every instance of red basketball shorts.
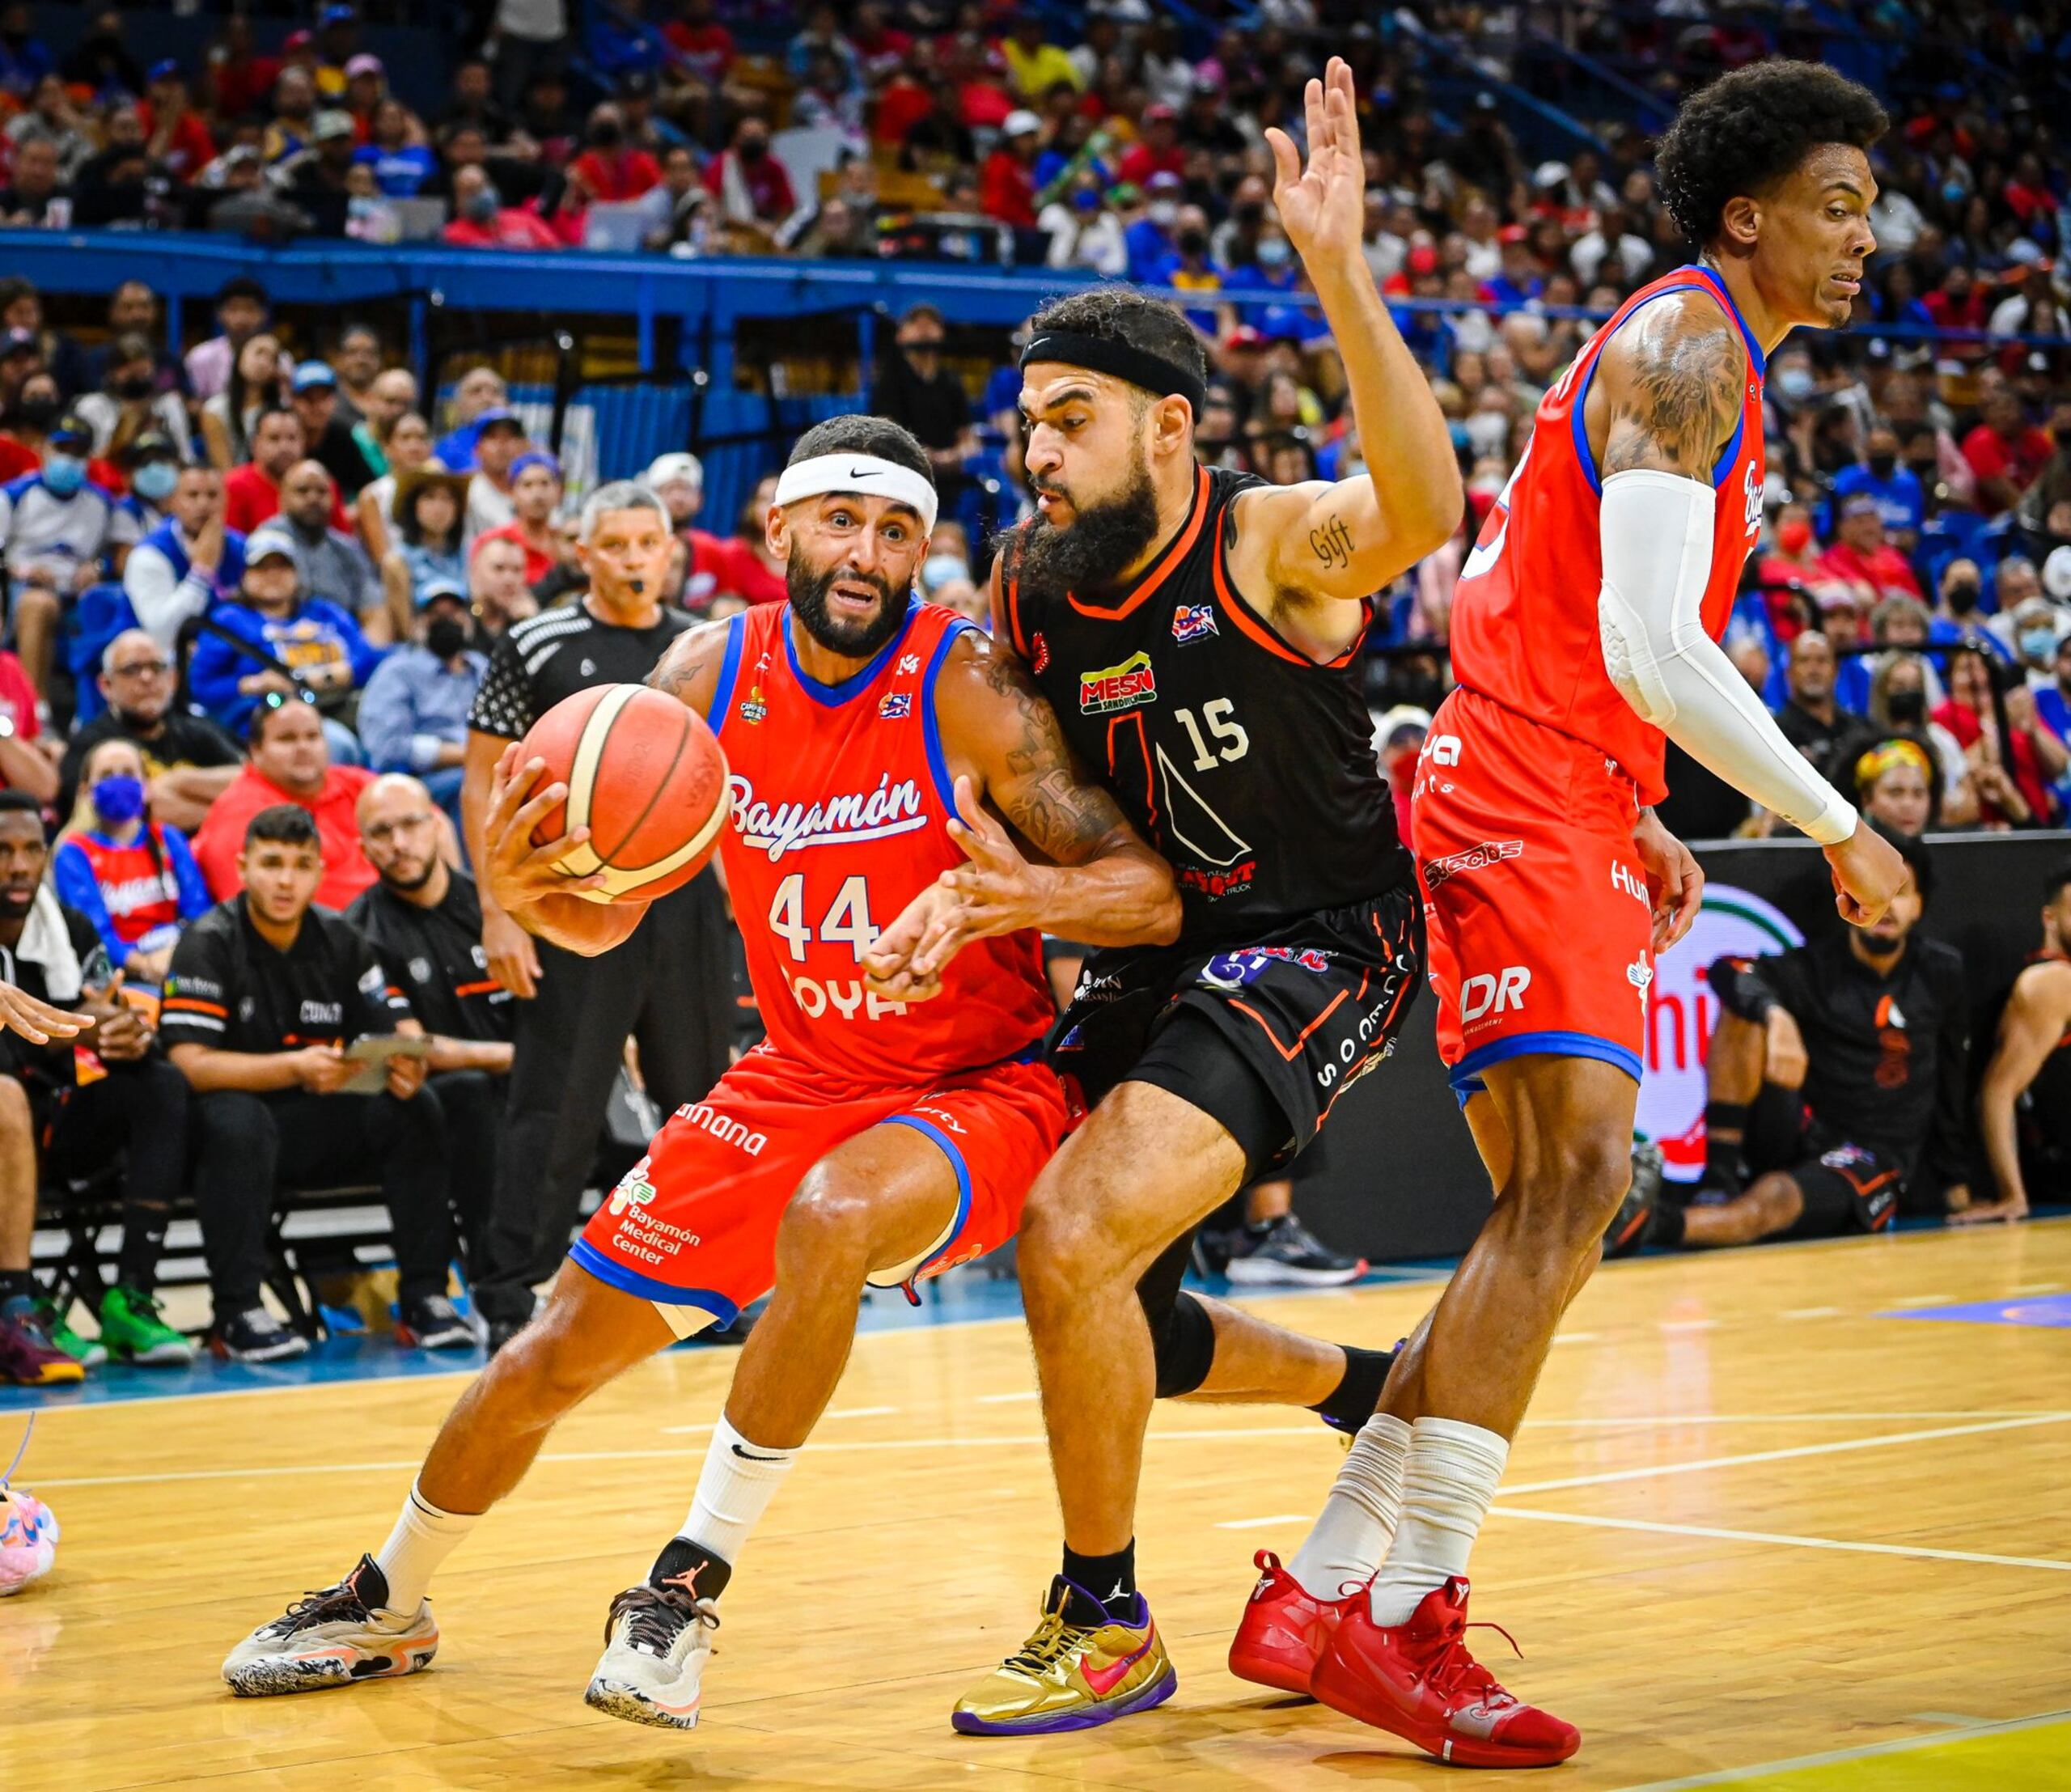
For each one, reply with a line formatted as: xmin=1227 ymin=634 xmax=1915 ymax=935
xmin=1412 ymin=686 xmax=1654 ymax=1103
xmin=571 ymin=1045 xmax=1070 ymax=1337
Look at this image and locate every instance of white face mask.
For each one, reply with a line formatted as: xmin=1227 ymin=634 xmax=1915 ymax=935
xmin=1149 ymin=200 xmax=1178 ymax=227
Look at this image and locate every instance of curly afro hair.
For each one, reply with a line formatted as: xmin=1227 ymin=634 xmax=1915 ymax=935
xmin=1656 ymin=61 xmax=1888 ymax=248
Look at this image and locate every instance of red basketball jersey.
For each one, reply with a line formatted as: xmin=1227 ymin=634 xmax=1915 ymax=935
xmin=707 ymin=598 xmax=1055 ymax=1087
xmin=1447 ymin=263 xmax=1768 ymax=806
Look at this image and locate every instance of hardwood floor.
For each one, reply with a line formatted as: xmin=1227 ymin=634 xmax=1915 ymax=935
xmin=6 ymin=1219 xmax=2069 ymax=1790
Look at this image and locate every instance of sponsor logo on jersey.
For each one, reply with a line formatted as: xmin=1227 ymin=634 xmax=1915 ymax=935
xmin=673 ymin=1102 xmax=768 ymax=1158
xmin=728 ymin=770 xmax=930 ymax=860
xmin=1171 ymin=602 xmax=1217 ymax=644
xmin=300 ymin=998 xmax=345 ymax=1027
xmin=1460 ymin=966 xmax=1531 ymax=1025
xmin=607 ymin=1165 xmax=659 ymax=1214
xmin=1611 ymin=862 xmax=1650 ymax=908
xmin=1200 ymin=944 xmax=1332 ymax=989
xmin=739 ymin=682 xmax=768 ymax=723
xmin=1179 ymin=858 xmax=1256 ymax=899
xmin=878 ymin=692 xmax=913 ymax=719
xmin=898 ymin=655 xmax=921 ymax=676
xmin=101 ymin=871 xmax=177 ymax=916
xmin=1742 ymin=461 xmax=1763 ymax=538
xmin=1079 ymin=650 xmax=1158 ymax=714
xmin=1627 ymin=952 xmax=1654 ymax=1010
xmin=409 ymin=956 xmax=432 ymax=983
xmin=1422 ymin=839 xmax=1524 ymax=889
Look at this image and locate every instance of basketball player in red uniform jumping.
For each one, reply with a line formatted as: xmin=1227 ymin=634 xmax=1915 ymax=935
xmin=222 ymin=419 xmax=1182 ymax=1730
xmin=1254 ymin=64 xmax=1910 ymax=1766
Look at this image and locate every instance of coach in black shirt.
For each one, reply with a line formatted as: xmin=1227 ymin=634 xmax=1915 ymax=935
xmin=461 ymin=482 xmax=731 ymax=1348
xmin=1613 ymin=829 xmax=1968 ymax=1254
xmin=162 ymin=804 xmax=472 ymax=1362
xmin=349 ymin=773 xmax=511 ymax=1284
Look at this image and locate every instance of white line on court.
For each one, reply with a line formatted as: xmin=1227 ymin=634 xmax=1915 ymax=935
xmin=1498 ymin=1412 xmax=2071 ymax=1497
xmin=1888 ymin=1292 xmax=1955 ymax=1307
xmin=1488 ymin=1505 xmax=2071 ymax=1573
xmin=1213 ymin=1514 xmax=1311 ymax=1530
xmin=2010 ymin=1282 xmax=2063 ymax=1294
xmin=1658 ymin=1318 xmax=1717 ymax=1331
xmin=1550 ymin=1331 xmax=1599 ymax=1343
xmin=1611 ymin=1707 xmax=2071 ymax=1790
xmin=1779 ymin=1306 xmax=1844 ymax=1318
xmin=820 ymin=1405 xmax=900 ymax=1420
xmin=975 ymin=1390 xmax=1040 ymax=1403
xmin=1521 ymin=1410 xmax=2069 ymax=1426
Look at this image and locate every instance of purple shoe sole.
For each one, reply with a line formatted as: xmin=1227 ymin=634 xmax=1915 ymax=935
xmin=951 ymin=1663 xmax=1179 ymax=1736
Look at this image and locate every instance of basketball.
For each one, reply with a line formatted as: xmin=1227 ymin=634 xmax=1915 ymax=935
xmin=519 ymin=684 xmax=730 ymax=905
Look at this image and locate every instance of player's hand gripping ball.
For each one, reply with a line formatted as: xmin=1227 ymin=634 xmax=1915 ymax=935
xmin=518 ymin=684 xmax=731 ymax=904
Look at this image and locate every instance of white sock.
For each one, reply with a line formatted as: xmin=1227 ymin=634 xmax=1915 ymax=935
xmin=1287 ymin=1413 xmax=1411 ymax=1601
xmin=1366 ymin=1416 xmax=1510 ymax=1626
xmin=372 ymin=1479 xmax=479 ymax=1615
xmin=679 ymin=1415 xmax=798 ymax=1570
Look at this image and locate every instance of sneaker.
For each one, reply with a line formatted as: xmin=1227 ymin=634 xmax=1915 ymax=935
xmin=222 ymin=1554 xmax=438 ymax=1697
xmin=951 ymin=1575 xmax=1176 ymax=1735
xmin=1311 ymin=1577 xmax=1580 ymax=1768
xmin=0 ymin=1298 xmax=84 ymax=1387
xmin=584 ymin=1580 xmax=720 ymax=1728
xmin=396 ymin=1294 xmax=476 ymax=1352
xmin=1223 ymin=1214 xmax=1369 ymax=1288
xmin=30 ymin=1297 xmax=104 ymax=1370
xmin=1189 ymin=1227 xmax=1233 ymax=1278
xmin=1228 ymin=1550 xmax=1358 ymax=1694
xmin=0 ymin=1487 xmax=59 ymax=1595
xmin=210 ymin=1307 xmax=310 ymax=1364
xmin=97 ymin=1285 xmax=193 ymax=1367
xmin=1604 ymin=1141 xmax=1666 ymax=1259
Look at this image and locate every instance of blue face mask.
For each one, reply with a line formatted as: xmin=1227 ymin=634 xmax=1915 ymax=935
xmin=41 ymin=452 xmax=87 ymax=497
xmin=1256 ymin=237 xmax=1290 ymax=269
xmin=922 ymin=552 xmax=968 ymax=593
xmin=131 ymin=460 xmax=178 ymax=502
xmin=91 ymin=773 xmax=146 ymax=823
xmin=2021 ymin=627 xmax=2058 ymax=663
xmin=1776 ymin=366 xmax=1815 ymax=402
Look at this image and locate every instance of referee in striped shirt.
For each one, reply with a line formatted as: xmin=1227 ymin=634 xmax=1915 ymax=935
xmin=462 ymin=481 xmax=732 ymax=1352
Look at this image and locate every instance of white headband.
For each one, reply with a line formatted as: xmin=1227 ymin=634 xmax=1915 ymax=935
xmin=772 ymin=453 xmax=938 ymax=534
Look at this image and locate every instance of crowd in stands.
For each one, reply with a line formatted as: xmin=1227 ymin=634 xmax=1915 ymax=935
xmin=0 ymin=1 xmax=2066 ymax=1387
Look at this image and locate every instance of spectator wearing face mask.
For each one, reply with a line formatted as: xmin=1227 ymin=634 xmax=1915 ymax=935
xmin=1040 ymin=174 xmax=1126 ymax=275
xmin=705 ymin=115 xmax=793 ymax=227
xmin=441 ymin=164 xmax=561 ymax=249
xmin=1831 ymin=426 xmax=1925 ymax=553
xmin=74 ymin=334 xmax=193 ymax=470
xmin=114 ymin=434 xmax=182 ymax=536
xmin=354 ymin=580 xmax=484 ymax=828
xmin=2001 ymin=593 xmax=2068 ymax=691
xmin=51 ymin=735 xmax=211 ymax=984
xmin=1124 ymin=170 xmax=1184 ymax=283
xmin=1928 ymin=557 xmax=2010 ymax=661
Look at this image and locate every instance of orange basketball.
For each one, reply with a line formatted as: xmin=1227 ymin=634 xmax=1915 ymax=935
xmin=519 ymin=684 xmax=730 ymax=904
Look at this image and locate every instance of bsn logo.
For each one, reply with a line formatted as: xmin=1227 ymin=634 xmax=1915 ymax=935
xmin=1460 ymin=966 xmax=1530 ymax=1023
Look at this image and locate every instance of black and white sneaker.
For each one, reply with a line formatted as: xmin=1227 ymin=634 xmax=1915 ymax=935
xmin=396 ymin=1294 xmax=476 ymax=1352
xmin=585 ymin=1581 xmax=720 ymax=1728
xmin=1222 ymin=1214 xmax=1369 ymax=1287
xmin=1604 ymin=1141 xmax=1667 ymax=1258
xmin=222 ymin=1555 xmax=438 ymax=1697
xmin=210 ymin=1307 xmax=310 ymax=1363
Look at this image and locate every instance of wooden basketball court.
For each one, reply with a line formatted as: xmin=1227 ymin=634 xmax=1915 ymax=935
xmin=6 ymin=1218 xmax=2069 ymax=1791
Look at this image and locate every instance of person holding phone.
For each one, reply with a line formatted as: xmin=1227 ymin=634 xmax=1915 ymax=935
xmin=161 ymin=803 xmax=472 ymax=1362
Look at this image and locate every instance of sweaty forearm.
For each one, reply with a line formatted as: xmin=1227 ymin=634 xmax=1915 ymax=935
xmin=1978 ymin=1074 xmax=2029 ymax=1209
xmin=1029 ymin=841 xmax=1181 ymax=949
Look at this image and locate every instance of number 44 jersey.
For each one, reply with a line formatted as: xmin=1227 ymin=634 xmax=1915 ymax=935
xmin=705 ymin=597 xmax=1057 ymax=1088
xmin=1000 ymin=464 xmax=1409 ymax=943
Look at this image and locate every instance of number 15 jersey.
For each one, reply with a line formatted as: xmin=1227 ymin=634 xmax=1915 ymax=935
xmin=706 ymin=598 xmax=1056 ymax=1089
xmin=1000 ymin=464 xmax=1408 ymax=944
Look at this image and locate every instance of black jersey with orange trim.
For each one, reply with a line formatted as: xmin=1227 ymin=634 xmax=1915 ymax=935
xmin=1000 ymin=464 xmax=1406 ymax=942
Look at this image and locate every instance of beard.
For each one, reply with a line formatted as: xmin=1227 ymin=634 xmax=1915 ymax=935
xmin=1004 ymin=452 xmax=1162 ymax=602
xmin=786 ymin=544 xmax=909 ymax=659
xmin=381 ymin=854 xmax=438 ymax=892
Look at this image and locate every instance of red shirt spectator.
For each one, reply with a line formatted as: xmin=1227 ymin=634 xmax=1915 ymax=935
xmin=0 ymin=436 xmax=37 ymax=482
xmin=1922 ymin=277 xmax=1988 ymax=337
xmin=193 ymin=759 xmax=379 ymax=912
xmin=980 ymin=113 xmax=1042 ymax=227
xmin=875 ymin=71 xmax=933 ymax=146
xmin=705 ymin=126 xmax=795 ymax=224
xmin=698 ymin=536 xmax=788 ymax=607
xmin=1118 ymin=108 xmax=1185 ymax=187
xmin=1962 ymin=412 xmax=2054 ymax=499
xmin=443 ymin=193 xmax=562 ymax=251
xmin=663 ymin=6 xmax=735 ymax=81
xmin=0 ymin=649 xmax=42 ymax=783
xmin=223 ymin=462 xmax=348 ymax=535
xmin=1933 ymin=696 xmax=2055 ymax=827
xmin=472 ymin=519 xmax=555 ymax=585
xmin=569 ymin=142 xmax=662 ymax=203
xmin=1814 ymin=529 xmax=1922 ymax=602
xmin=137 ymin=96 xmax=216 ymax=184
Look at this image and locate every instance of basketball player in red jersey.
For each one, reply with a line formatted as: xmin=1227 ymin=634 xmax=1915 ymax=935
xmin=1255 ymin=64 xmax=1911 ymax=1766
xmin=222 ymin=417 xmax=1182 ymax=1731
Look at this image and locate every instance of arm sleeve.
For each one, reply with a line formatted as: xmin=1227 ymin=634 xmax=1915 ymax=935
xmin=354 ymin=656 xmax=415 ymax=772
xmin=163 ymin=825 xmax=213 ymax=920
xmin=1598 ymin=470 xmax=1859 ymax=845
xmin=50 ymin=840 xmax=127 ymax=965
xmin=467 ymin=633 xmax=536 ymax=739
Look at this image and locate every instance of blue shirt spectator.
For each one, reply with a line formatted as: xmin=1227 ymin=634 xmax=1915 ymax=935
xmin=354 ymin=584 xmax=483 ymax=820
xmin=353 ymin=140 xmax=438 ymax=198
xmin=188 ymin=523 xmax=383 ymax=735
xmin=1831 ymin=434 xmax=1925 ymax=544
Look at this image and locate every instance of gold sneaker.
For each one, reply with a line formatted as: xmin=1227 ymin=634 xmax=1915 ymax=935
xmin=951 ymin=1575 xmax=1176 ymax=1735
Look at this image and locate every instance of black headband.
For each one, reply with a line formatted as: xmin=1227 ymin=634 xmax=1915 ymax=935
xmin=1020 ymin=328 xmax=1206 ymax=417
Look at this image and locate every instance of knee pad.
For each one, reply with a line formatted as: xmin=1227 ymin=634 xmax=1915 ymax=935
xmin=1147 ymin=1287 xmax=1216 ymax=1399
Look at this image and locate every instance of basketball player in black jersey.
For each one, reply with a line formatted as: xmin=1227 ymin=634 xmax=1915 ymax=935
xmin=868 ymin=60 xmax=1463 ymax=1735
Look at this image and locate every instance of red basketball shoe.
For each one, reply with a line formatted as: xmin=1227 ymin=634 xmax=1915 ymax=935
xmin=1228 ymin=1551 xmax=1357 ymax=1694
xmin=1310 ymin=1577 xmax=1579 ymax=1768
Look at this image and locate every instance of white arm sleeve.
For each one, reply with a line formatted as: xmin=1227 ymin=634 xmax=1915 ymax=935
xmin=1598 ymin=469 xmax=1858 ymax=846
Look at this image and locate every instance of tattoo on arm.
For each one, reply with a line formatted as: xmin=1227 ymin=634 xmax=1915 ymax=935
xmin=1601 ymin=321 xmax=1744 ymax=480
xmin=978 ymin=646 xmax=1134 ymax=863
xmin=1309 ymin=512 xmax=1353 ymax=570
xmin=644 ymin=624 xmax=722 ymax=710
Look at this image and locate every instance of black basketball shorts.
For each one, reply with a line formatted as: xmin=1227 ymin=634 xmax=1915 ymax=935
xmin=1783 ymin=1139 xmax=1903 ymax=1239
xmin=1047 ymin=885 xmax=1423 ymax=1180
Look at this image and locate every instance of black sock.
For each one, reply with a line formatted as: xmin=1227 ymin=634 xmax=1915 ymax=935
xmin=1649 ymin=1204 xmax=1688 ymax=1248
xmin=1061 ymin=1540 xmax=1135 ymax=1608
xmin=116 ymin=1205 xmax=169 ymax=1294
xmin=1704 ymin=1103 xmax=1747 ymax=1193
xmin=1311 ymin=1343 xmax=1395 ymax=1430
xmin=650 ymin=1534 xmax=731 ymax=1601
